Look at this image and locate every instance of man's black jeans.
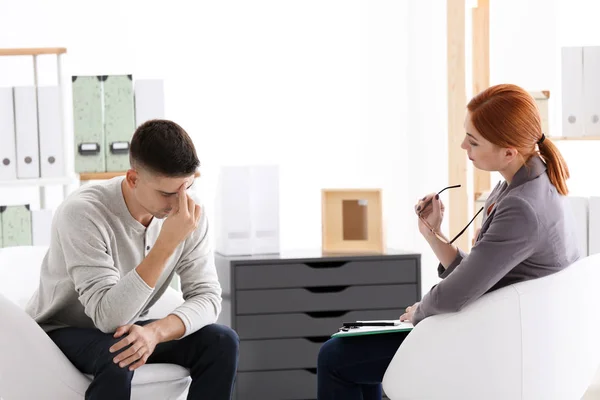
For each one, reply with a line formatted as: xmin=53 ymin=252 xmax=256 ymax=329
xmin=48 ymin=320 xmax=239 ymax=400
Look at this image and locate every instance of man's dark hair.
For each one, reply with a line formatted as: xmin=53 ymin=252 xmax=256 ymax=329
xmin=129 ymin=119 xmax=200 ymax=176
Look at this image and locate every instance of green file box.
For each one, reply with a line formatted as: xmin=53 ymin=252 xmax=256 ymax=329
xmin=103 ymin=75 xmax=135 ymax=172
xmin=73 ymin=76 xmax=105 ymax=173
xmin=1 ymin=205 xmax=32 ymax=247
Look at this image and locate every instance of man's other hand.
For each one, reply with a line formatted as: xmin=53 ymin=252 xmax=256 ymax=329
xmin=109 ymin=324 xmax=160 ymax=371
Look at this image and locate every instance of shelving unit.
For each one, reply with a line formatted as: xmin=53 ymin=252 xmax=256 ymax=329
xmin=0 ymin=47 xmax=77 ymax=209
xmin=79 ymin=171 xmax=201 ymax=184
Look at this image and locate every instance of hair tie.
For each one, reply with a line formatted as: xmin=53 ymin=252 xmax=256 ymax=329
xmin=537 ymin=133 xmax=545 ymax=145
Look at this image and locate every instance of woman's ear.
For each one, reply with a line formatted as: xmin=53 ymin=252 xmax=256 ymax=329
xmin=504 ymin=148 xmax=519 ymax=162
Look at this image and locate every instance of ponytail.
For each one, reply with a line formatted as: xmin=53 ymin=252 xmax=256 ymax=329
xmin=537 ymin=137 xmax=570 ymax=195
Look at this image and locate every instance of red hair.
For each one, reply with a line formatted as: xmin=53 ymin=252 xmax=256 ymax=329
xmin=467 ymin=84 xmax=570 ymax=195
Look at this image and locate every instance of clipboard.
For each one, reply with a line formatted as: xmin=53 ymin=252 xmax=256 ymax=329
xmin=331 ymin=320 xmax=413 ymax=338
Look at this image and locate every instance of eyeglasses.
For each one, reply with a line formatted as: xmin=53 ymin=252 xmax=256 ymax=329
xmin=418 ymin=184 xmax=484 ymax=245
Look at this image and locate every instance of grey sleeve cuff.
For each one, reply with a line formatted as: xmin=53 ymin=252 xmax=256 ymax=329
xmin=438 ymin=248 xmax=467 ymax=279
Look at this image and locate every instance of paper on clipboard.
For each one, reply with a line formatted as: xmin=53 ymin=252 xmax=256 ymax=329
xmin=331 ymin=320 xmax=414 ymax=338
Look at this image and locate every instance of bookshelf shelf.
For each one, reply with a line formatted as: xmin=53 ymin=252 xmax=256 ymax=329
xmin=0 ymin=47 xmax=67 ymax=57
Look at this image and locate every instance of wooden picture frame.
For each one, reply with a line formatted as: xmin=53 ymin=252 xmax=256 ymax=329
xmin=321 ymin=189 xmax=384 ymax=253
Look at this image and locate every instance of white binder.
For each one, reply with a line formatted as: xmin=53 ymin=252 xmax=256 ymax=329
xmin=134 ymin=79 xmax=165 ymax=127
xmin=589 ymin=197 xmax=600 ymax=256
xmin=0 ymin=87 xmax=17 ymax=180
xmin=215 ymin=165 xmax=280 ymax=256
xmin=31 ymin=209 xmax=53 ymax=246
xmin=561 ymin=47 xmax=584 ymax=138
xmin=583 ymin=46 xmax=600 ymax=137
xmin=37 ymin=86 xmax=65 ymax=178
xmin=13 ymin=87 xmax=40 ymax=178
xmin=567 ymin=196 xmax=589 ymax=257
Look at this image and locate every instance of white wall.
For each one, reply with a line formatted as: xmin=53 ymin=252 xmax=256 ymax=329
xmin=0 ymin=2 xmax=444 ymax=287
xmin=406 ymin=0 xmax=449 ymax=295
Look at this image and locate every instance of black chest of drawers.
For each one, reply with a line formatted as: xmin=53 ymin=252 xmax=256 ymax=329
xmin=215 ymin=249 xmax=421 ymax=400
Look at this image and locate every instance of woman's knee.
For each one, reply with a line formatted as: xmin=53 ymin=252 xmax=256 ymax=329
xmin=318 ymin=337 xmax=343 ymax=371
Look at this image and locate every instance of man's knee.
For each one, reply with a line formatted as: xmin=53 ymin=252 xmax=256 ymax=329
xmin=193 ymin=324 xmax=239 ymax=360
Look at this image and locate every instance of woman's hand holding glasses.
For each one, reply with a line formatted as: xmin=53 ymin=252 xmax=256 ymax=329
xmin=415 ymin=193 xmax=445 ymax=239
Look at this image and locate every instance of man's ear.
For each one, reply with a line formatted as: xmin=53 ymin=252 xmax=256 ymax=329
xmin=125 ymin=169 xmax=139 ymax=188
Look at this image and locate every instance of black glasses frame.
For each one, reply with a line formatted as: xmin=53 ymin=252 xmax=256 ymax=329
xmin=418 ymin=184 xmax=484 ymax=245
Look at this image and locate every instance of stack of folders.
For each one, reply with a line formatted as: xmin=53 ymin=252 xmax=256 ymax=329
xmin=0 ymin=205 xmax=53 ymax=248
xmin=72 ymin=76 xmax=165 ymax=174
xmin=331 ymin=320 xmax=414 ymax=338
xmin=0 ymin=86 xmax=65 ymax=180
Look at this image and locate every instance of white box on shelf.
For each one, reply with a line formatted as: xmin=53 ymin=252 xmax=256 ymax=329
xmin=134 ymin=79 xmax=165 ymax=127
xmin=0 ymin=87 xmax=17 ymax=180
xmin=13 ymin=86 xmax=40 ymax=178
xmin=37 ymin=86 xmax=65 ymax=178
xmin=583 ymin=46 xmax=600 ymax=137
xmin=215 ymin=165 xmax=280 ymax=256
xmin=561 ymin=47 xmax=584 ymax=138
xmin=31 ymin=209 xmax=53 ymax=246
xmin=567 ymin=196 xmax=589 ymax=257
xmin=530 ymin=91 xmax=550 ymax=136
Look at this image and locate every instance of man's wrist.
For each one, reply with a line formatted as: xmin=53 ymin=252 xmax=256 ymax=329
xmin=147 ymin=314 xmax=186 ymax=343
xmin=152 ymin=238 xmax=177 ymax=259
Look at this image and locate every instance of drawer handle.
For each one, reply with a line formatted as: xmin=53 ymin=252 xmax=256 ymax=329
xmin=305 ymin=311 xmax=350 ymax=318
xmin=305 ymin=261 xmax=348 ymax=269
xmin=305 ymin=336 xmax=331 ymax=344
xmin=305 ymin=286 xmax=349 ymax=293
xmin=304 ymin=368 xmax=318 ymax=375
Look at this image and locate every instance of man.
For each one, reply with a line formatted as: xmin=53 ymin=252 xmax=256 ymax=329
xmin=25 ymin=119 xmax=239 ymax=400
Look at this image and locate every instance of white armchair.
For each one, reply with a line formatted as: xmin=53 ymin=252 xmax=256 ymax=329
xmin=0 ymin=246 xmax=191 ymax=400
xmin=382 ymin=254 xmax=600 ymax=400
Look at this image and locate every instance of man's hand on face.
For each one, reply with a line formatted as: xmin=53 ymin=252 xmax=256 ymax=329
xmin=109 ymin=324 xmax=160 ymax=371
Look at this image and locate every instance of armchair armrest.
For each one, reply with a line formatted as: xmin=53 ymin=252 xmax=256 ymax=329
xmin=0 ymin=293 xmax=89 ymax=400
xmin=382 ymin=285 xmax=522 ymax=400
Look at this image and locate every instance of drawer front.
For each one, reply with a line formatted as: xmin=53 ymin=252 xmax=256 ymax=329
xmin=235 ymin=259 xmax=417 ymax=289
xmin=236 ymin=309 xmax=404 ymax=340
xmin=239 ymin=338 xmax=326 ymax=371
xmin=236 ymin=284 xmax=418 ymax=315
xmin=236 ymin=369 xmax=317 ymax=400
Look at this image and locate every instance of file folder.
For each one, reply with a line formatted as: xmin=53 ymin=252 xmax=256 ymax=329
xmin=584 ymin=46 xmax=600 ymax=137
xmin=103 ymin=75 xmax=135 ymax=172
xmin=1 ymin=205 xmax=32 ymax=247
xmin=73 ymin=76 xmax=105 ymax=173
xmin=0 ymin=87 xmax=17 ymax=180
xmin=134 ymin=79 xmax=165 ymax=127
xmin=561 ymin=47 xmax=584 ymax=137
xmin=37 ymin=86 xmax=65 ymax=178
xmin=13 ymin=87 xmax=40 ymax=178
xmin=31 ymin=209 xmax=53 ymax=246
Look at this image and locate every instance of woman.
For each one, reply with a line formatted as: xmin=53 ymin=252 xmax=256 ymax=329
xmin=316 ymin=84 xmax=581 ymax=400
